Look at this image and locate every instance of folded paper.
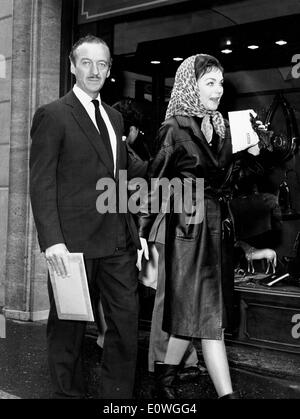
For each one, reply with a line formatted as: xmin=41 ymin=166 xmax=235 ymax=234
xmin=48 ymin=253 xmax=94 ymax=321
xmin=228 ymin=109 xmax=259 ymax=153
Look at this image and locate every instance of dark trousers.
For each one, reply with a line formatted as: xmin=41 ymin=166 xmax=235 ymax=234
xmin=47 ymin=246 xmax=139 ymax=399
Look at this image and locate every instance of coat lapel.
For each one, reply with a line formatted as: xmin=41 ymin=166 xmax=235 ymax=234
xmin=176 ymin=116 xmax=221 ymax=166
xmin=64 ymin=91 xmax=114 ymax=176
xmin=103 ymin=103 xmax=127 ymax=180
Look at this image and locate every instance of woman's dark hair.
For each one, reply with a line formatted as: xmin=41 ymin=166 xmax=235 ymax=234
xmin=194 ymin=54 xmax=223 ymax=80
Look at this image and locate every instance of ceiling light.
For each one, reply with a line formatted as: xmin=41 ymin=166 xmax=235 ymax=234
xmin=221 ymin=49 xmax=232 ymax=54
xmin=248 ymin=45 xmax=259 ymax=50
xmin=151 ymin=60 xmax=161 ymax=64
xmin=275 ymin=40 xmax=287 ymax=46
xmin=173 ymin=57 xmax=183 ymax=62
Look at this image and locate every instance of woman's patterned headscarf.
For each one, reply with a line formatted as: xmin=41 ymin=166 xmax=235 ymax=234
xmin=165 ymin=54 xmax=225 ymax=143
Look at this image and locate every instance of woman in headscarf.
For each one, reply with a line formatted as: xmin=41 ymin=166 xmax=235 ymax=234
xmin=137 ymin=54 xmax=262 ymax=399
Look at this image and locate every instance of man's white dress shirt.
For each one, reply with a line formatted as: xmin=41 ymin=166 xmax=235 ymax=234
xmin=73 ymin=84 xmax=117 ymax=176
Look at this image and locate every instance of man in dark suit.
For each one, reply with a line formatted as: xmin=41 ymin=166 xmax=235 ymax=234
xmin=30 ymin=35 xmax=146 ymax=399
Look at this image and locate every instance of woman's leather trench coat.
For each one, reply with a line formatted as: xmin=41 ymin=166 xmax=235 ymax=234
xmin=139 ymin=115 xmax=239 ymax=339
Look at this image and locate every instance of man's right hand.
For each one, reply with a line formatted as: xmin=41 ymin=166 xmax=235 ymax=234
xmin=45 ymin=243 xmax=70 ymax=277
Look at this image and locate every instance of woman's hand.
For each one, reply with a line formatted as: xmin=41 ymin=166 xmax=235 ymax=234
xmin=250 ymin=114 xmax=274 ymax=152
xmin=136 ymin=237 xmax=149 ymax=271
xmin=252 ymin=119 xmax=269 ymax=132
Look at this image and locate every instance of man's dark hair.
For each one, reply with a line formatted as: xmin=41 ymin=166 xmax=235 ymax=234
xmin=69 ymin=34 xmax=112 ymax=66
xmin=194 ymin=54 xmax=223 ymax=80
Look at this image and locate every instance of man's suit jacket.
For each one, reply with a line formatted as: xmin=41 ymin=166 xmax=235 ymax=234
xmin=30 ymin=90 xmax=145 ymax=258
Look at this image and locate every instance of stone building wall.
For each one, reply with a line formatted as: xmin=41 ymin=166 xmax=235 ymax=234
xmin=0 ymin=0 xmax=13 ymax=307
xmin=2 ymin=0 xmax=62 ymax=320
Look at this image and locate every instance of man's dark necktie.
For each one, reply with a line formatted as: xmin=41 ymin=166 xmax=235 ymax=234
xmin=91 ymin=99 xmax=113 ymax=161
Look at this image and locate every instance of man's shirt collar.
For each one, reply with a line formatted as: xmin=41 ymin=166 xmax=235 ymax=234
xmin=73 ymin=84 xmax=102 ymax=107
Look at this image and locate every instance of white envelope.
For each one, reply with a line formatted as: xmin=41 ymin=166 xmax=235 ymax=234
xmin=228 ymin=109 xmax=259 ymax=154
xmin=48 ymin=253 xmax=94 ymax=321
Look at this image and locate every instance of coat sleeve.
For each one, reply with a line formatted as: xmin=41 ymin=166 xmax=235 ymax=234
xmin=127 ymin=143 xmax=149 ymax=179
xmin=231 ymin=150 xmax=265 ymax=194
xmin=29 ymin=106 xmax=65 ymax=251
xmin=138 ymin=124 xmax=175 ymax=239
